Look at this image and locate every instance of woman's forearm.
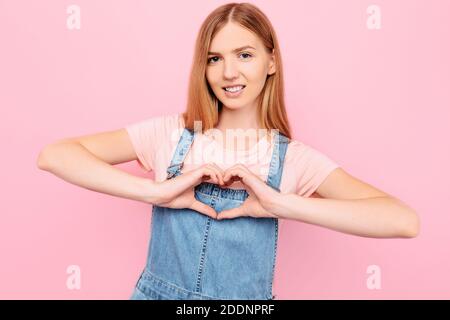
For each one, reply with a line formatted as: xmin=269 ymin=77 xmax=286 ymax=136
xmin=269 ymin=193 xmax=420 ymax=239
xmin=37 ymin=141 xmax=158 ymax=204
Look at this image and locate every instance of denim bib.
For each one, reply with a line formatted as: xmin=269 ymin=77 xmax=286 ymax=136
xmin=130 ymin=128 xmax=289 ymax=300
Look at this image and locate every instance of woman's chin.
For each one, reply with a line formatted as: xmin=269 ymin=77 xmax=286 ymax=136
xmin=221 ymin=103 xmax=246 ymax=110
xmin=219 ymin=98 xmax=251 ymax=110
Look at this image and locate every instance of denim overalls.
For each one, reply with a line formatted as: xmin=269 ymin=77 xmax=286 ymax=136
xmin=130 ymin=127 xmax=289 ymax=300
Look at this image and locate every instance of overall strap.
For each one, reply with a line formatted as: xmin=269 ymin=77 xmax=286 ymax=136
xmin=266 ymin=131 xmax=290 ymax=192
xmin=166 ymin=128 xmax=196 ymax=179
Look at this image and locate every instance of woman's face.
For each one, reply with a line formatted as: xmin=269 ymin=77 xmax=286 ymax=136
xmin=206 ymin=22 xmax=276 ymax=111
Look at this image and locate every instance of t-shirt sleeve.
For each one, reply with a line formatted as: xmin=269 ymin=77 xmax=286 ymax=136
xmin=125 ymin=118 xmax=160 ymax=172
xmin=125 ymin=114 xmax=181 ymax=172
xmin=293 ymin=143 xmax=340 ymax=197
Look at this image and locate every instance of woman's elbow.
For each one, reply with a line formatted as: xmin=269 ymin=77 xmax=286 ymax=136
xmin=37 ymin=144 xmax=57 ymax=170
xmin=401 ymin=211 xmax=420 ymax=238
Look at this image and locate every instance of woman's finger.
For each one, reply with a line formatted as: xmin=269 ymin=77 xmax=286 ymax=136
xmin=223 ymin=168 xmax=245 ymax=186
xmin=190 ymin=200 xmax=218 ymax=219
xmin=223 ymin=167 xmax=265 ymax=195
xmin=218 ymin=206 xmax=244 ymax=220
xmin=208 ymin=163 xmax=225 ymax=185
xmin=201 ymin=168 xmax=221 ymax=185
xmin=204 ymin=163 xmax=224 ymax=185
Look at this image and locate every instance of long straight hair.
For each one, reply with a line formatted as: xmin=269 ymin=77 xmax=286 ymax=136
xmin=181 ymin=2 xmax=292 ymax=140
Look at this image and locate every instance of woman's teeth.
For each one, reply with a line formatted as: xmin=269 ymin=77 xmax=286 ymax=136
xmin=224 ymin=85 xmax=245 ymax=92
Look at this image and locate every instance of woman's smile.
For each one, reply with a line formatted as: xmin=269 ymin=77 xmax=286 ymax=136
xmin=223 ymin=85 xmax=246 ymax=98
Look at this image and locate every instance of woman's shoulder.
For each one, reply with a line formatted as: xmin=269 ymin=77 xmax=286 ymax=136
xmin=125 ymin=112 xmax=186 ymax=145
xmin=285 ymin=138 xmax=306 ymax=154
xmin=149 ymin=112 xmax=184 ymax=127
xmin=141 ymin=112 xmax=185 ymax=132
xmin=285 ymin=137 xmax=338 ymax=170
xmin=152 ymin=113 xmax=186 ymax=142
xmin=285 ymin=138 xmax=324 ymax=161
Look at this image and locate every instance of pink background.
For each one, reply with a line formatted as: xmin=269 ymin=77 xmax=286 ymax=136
xmin=1 ymin=0 xmax=449 ymax=299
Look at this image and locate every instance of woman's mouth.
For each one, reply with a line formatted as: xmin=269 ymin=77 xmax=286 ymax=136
xmin=222 ymin=85 xmax=246 ymax=98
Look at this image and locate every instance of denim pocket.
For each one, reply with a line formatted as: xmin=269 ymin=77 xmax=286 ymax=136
xmin=136 ymin=277 xmax=177 ymax=300
xmin=129 ymin=286 xmax=149 ymax=300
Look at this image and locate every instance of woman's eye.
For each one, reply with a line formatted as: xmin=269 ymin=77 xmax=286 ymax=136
xmin=207 ymin=52 xmax=253 ymax=64
xmin=240 ymin=52 xmax=252 ymax=59
xmin=208 ymin=56 xmax=219 ymax=64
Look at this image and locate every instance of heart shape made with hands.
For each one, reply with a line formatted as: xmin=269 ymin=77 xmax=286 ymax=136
xmin=157 ymin=163 xmax=278 ymax=221
xmin=221 ymin=174 xmax=244 ymax=188
xmin=201 ymin=164 xmax=280 ymax=220
xmin=201 ymin=164 xmax=247 ymax=189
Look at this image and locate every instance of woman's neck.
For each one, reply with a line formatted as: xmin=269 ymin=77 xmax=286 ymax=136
xmin=215 ymin=104 xmax=260 ymax=131
xmin=212 ymin=106 xmax=271 ymax=152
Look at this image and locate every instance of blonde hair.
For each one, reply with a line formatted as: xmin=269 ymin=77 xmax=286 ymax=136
xmin=181 ymin=2 xmax=292 ymax=140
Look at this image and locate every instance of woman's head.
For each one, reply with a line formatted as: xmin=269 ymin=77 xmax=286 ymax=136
xmin=206 ymin=21 xmax=275 ymax=112
xmin=182 ymin=2 xmax=291 ymax=139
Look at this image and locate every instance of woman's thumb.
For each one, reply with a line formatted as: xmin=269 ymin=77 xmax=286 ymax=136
xmin=190 ymin=200 xmax=218 ymax=219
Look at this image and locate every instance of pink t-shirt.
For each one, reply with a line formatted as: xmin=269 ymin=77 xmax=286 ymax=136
xmin=125 ymin=113 xmax=340 ymax=198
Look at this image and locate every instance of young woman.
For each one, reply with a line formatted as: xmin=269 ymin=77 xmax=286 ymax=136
xmin=37 ymin=3 xmax=420 ymax=300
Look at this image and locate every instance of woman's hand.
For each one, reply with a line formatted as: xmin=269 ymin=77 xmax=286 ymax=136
xmin=150 ymin=163 xmax=225 ymax=219
xmin=218 ymin=164 xmax=282 ymax=220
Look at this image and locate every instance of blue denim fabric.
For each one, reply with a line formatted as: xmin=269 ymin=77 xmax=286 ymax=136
xmin=130 ymin=128 xmax=289 ymax=300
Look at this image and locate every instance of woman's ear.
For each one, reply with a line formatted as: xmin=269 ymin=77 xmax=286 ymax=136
xmin=268 ymin=48 xmax=276 ymax=75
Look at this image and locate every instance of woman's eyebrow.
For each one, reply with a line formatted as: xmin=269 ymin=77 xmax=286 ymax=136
xmin=208 ymin=45 xmax=256 ymax=55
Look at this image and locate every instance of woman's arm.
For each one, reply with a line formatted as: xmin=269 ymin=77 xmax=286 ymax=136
xmin=37 ymin=129 xmax=159 ymax=204
xmin=269 ymin=194 xmax=419 ymax=238
xmin=267 ymin=168 xmax=420 ymax=239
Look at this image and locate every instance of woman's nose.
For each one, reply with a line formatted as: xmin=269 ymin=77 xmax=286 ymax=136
xmin=223 ymin=59 xmax=239 ymax=79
